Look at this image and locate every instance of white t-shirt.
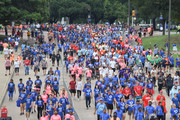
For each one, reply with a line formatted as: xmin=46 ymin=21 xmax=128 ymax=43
xmin=15 ymin=41 xmax=19 ymax=46
xmin=110 ymin=60 xmax=116 ymax=68
xmin=14 ymin=61 xmax=20 ymax=68
xmin=4 ymin=48 xmax=8 ymax=54
xmin=108 ymin=69 xmax=114 ymax=78
xmin=76 ymin=81 xmax=83 ymax=90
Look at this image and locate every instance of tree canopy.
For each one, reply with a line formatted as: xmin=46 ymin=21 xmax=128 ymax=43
xmin=0 ymin=0 xmax=180 ymax=25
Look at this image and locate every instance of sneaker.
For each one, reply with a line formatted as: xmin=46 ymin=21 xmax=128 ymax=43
xmin=34 ymin=109 xmax=36 ymax=112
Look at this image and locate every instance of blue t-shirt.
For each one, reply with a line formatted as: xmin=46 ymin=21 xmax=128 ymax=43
xmin=46 ymin=105 xmax=54 ymax=116
xmin=8 ymin=82 xmax=15 ymax=92
xmin=83 ymin=88 xmax=92 ymax=97
xmin=156 ymin=105 xmax=164 ymax=116
xmin=172 ymin=97 xmax=179 ymax=108
xmin=25 ymin=97 xmax=32 ymax=108
xmin=52 ymin=80 xmax=59 ymax=90
xmin=127 ymin=99 xmax=135 ymax=111
xmin=170 ymin=108 xmax=179 ymax=119
xmin=145 ymin=106 xmax=155 ymax=117
xmin=19 ymin=92 xmax=27 ymax=101
xmin=114 ymin=110 xmax=123 ymax=120
xmin=115 ymin=94 xmax=124 ymax=102
xmin=118 ymin=102 xmax=126 ymax=111
xmin=18 ymin=83 xmax=24 ymax=91
xmin=134 ymin=104 xmax=143 ymax=115
xmin=100 ymin=113 xmax=110 ymax=120
xmin=57 ymin=106 xmax=64 ymax=117
xmin=106 ymin=94 xmax=114 ymax=104
xmin=36 ymin=100 xmax=44 ymax=107
xmin=135 ymin=111 xmax=144 ymax=120
xmin=96 ymin=103 xmax=107 ymax=115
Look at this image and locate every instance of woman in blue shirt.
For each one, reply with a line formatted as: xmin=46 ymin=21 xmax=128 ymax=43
xmin=172 ymin=93 xmax=179 ymax=108
xmin=36 ymin=95 xmax=44 ymax=119
xmin=57 ymin=102 xmax=64 ymax=120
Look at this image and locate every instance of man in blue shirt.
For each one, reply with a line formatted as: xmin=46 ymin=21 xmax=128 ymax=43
xmin=127 ymin=95 xmax=135 ymax=120
xmin=145 ymin=101 xmax=155 ymax=119
xmin=83 ymin=85 xmax=92 ymax=110
xmin=156 ymin=102 xmax=164 ymax=120
xmin=52 ymin=78 xmax=59 ymax=95
xmin=114 ymin=106 xmax=123 ymax=120
xmin=18 ymin=79 xmax=24 ymax=94
xmin=100 ymin=109 xmax=110 ymax=120
xmin=94 ymin=99 xmax=107 ymax=120
xmin=25 ymin=94 xmax=33 ymax=120
xmin=106 ymin=91 xmax=114 ymax=117
xmin=133 ymin=100 xmax=143 ymax=118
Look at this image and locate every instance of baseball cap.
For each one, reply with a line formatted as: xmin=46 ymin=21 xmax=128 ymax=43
xmin=160 ymin=90 xmax=163 ymax=93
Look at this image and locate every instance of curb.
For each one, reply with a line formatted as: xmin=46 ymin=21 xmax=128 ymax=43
xmin=0 ymin=70 xmax=15 ymax=108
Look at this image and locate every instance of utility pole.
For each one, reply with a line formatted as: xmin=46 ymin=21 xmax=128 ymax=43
xmin=128 ymin=0 xmax=130 ymax=27
xmin=168 ymin=0 xmax=171 ymax=56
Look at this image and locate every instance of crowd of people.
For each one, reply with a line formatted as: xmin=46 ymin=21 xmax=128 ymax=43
xmin=1 ymin=24 xmax=180 ymax=120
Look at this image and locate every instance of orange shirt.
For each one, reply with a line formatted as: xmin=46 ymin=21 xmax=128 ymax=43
xmin=10 ymin=54 xmax=15 ymax=61
xmin=17 ymin=56 xmax=22 ymax=61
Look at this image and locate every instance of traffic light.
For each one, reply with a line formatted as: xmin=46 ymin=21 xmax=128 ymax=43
xmin=132 ymin=10 xmax=135 ymax=16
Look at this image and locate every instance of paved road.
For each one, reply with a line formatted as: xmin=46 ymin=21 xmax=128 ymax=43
xmin=0 ymin=29 xmax=176 ymax=120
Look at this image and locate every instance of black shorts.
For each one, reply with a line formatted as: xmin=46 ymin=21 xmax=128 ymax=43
xmin=15 ymin=68 xmax=19 ymax=73
xmin=170 ymin=64 xmax=174 ymax=67
xmin=70 ymin=89 xmax=76 ymax=93
xmin=107 ymin=103 xmax=113 ymax=110
xmin=6 ymin=66 xmax=10 ymax=70
xmin=125 ymin=96 xmax=129 ymax=99
xmin=42 ymin=67 xmax=47 ymax=70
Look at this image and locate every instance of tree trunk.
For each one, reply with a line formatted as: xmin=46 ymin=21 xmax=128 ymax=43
xmin=162 ymin=19 xmax=165 ymax=35
xmin=153 ymin=18 xmax=156 ymax=30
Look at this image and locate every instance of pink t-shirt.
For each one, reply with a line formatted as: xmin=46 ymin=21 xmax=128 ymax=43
xmin=65 ymin=114 xmax=75 ymax=120
xmin=41 ymin=94 xmax=48 ymax=103
xmin=86 ymin=70 xmax=92 ymax=77
xmin=76 ymin=73 xmax=79 ymax=79
xmin=78 ymin=67 xmax=83 ymax=74
xmin=40 ymin=116 xmax=49 ymax=120
xmin=124 ymin=44 xmax=129 ymax=48
xmin=50 ymin=115 xmax=61 ymax=120
xmin=46 ymin=85 xmax=51 ymax=95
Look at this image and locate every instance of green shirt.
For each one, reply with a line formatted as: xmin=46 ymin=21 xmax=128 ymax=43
xmin=150 ymin=59 xmax=154 ymax=64
xmin=155 ymin=58 xmax=159 ymax=64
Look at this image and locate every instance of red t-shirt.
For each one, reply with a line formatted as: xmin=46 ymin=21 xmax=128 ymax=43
xmin=134 ymin=85 xmax=142 ymax=96
xmin=68 ymin=56 xmax=73 ymax=61
xmin=24 ymin=59 xmax=30 ymax=65
xmin=123 ymin=88 xmax=131 ymax=96
xmin=69 ymin=81 xmax=76 ymax=89
xmin=156 ymin=95 xmax=165 ymax=101
xmin=1 ymin=108 xmax=8 ymax=118
xmin=142 ymin=95 xmax=151 ymax=107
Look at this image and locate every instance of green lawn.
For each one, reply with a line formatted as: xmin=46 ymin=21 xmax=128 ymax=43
xmin=142 ymin=34 xmax=180 ymax=51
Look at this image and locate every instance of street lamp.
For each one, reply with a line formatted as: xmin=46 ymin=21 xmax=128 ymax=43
xmin=168 ymin=0 xmax=171 ymax=56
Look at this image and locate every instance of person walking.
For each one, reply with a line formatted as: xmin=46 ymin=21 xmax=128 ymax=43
xmin=24 ymin=57 xmax=31 ymax=75
xmin=5 ymin=57 xmax=11 ymax=76
xmin=76 ymin=79 xmax=83 ymax=101
xmin=166 ymin=74 xmax=174 ymax=96
xmin=83 ymin=85 xmax=92 ymax=110
xmin=7 ymin=79 xmax=16 ymax=101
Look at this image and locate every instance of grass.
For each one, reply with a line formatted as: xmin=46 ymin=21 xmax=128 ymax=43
xmin=142 ymin=34 xmax=180 ymax=51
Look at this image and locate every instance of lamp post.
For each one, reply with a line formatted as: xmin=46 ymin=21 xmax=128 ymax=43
xmin=168 ymin=0 xmax=171 ymax=56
